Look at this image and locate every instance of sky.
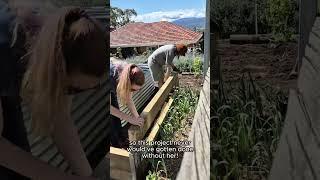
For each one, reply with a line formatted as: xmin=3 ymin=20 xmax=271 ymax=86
xmin=110 ymin=0 xmax=206 ymax=23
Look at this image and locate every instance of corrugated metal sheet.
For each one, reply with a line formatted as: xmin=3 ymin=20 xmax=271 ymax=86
xmin=119 ymin=64 xmax=155 ymax=127
xmin=20 ymin=8 xmax=110 ymax=172
xmin=23 ymin=63 xmax=155 ymax=172
xmin=84 ymin=6 xmax=108 ymax=27
xmin=23 ymin=79 xmax=109 ymax=171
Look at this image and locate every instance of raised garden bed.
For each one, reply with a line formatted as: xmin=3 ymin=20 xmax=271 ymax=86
xmin=108 ymin=74 xmax=179 ymax=180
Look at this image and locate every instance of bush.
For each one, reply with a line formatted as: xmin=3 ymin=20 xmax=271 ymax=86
xmin=193 ymin=56 xmax=203 ymax=76
xmin=173 ymin=54 xmax=204 ymax=74
xmin=266 ymin=0 xmax=298 ymax=42
xmin=212 ymin=0 xmax=270 ymax=38
xmin=211 ymin=0 xmax=298 ymax=41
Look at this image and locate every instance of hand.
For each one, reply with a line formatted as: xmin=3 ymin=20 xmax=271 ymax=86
xmin=129 ymin=116 xmax=144 ymax=127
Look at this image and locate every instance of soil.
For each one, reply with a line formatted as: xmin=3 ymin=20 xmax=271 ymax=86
xmin=217 ymin=41 xmax=298 ymax=90
xmin=178 ymin=74 xmax=204 ymax=91
xmin=161 ymin=114 xmax=195 ymax=180
xmin=156 ymin=76 xmax=203 ymax=180
xmin=214 ymin=40 xmax=298 ymax=179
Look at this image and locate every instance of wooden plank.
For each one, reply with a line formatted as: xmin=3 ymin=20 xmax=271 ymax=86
xmin=109 ymin=147 xmax=130 ymax=171
xmin=111 ymin=169 xmax=132 ymax=180
xmin=110 ymin=147 xmax=129 ymax=157
xmin=93 ymin=156 xmax=109 ymax=179
xmin=128 ymin=74 xmax=178 ymax=141
xmin=229 ymin=34 xmax=269 ymax=44
xmin=176 ymin=68 xmax=210 ymax=180
xmin=109 ymin=147 xmax=133 ymax=180
xmin=146 ymin=98 xmax=174 ymax=142
xmin=269 ymin=17 xmax=320 ymax=179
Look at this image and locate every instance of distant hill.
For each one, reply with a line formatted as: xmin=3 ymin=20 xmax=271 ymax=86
xmin=172 ymin=17 xmax=205 ymax=30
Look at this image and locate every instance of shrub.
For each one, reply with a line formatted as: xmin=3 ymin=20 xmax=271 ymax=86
xmin=266 ymin=0 xmax=298 ymax=42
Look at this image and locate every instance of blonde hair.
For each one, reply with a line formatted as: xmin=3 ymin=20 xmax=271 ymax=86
xmin=117 ymin=64 xmax=145 ymax=105
xmin=21 ymin=7 xmax=106 ymax=135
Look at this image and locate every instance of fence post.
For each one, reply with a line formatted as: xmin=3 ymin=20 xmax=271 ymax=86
xmin=203 ymin=0 xmax=210 ymax=76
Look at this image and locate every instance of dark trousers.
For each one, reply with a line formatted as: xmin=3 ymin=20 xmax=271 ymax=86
xmin=0 ymin=96 xmax=30 ymax=180
xmin=110 ymin=92 xmax=123 ymax=148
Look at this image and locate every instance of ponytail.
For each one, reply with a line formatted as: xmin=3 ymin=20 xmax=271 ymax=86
xmin=117 ymin=64 xmax=145 ymax=105
xmin=21 ymin=7 xmax=105 ymax=136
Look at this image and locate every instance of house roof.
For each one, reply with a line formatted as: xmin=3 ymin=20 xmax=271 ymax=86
xmin=110 ymin=21 xmax=203 ymax=48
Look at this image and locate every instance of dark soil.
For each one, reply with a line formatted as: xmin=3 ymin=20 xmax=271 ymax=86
xmin=178 ymin=74 xmax=204 ymax=91
xmin=218 ymin=41 xmax=298 ymax=90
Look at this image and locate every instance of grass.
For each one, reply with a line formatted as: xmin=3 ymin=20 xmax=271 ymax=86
xmin=146 ymin=87 xmax=200 ymax=180
xmin=211 ymin=73 xmax=288 ymax=179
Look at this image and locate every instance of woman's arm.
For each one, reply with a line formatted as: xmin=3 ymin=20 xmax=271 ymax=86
xmin=110 ymin=105 xmax=143 ymax=127
xmin=0 ymin=99 xmax=94 ymax=180
xmin=51 ymin=96 xmax=93 ymax=177
xmin=127 ymin=93 xmax=140 ymax=118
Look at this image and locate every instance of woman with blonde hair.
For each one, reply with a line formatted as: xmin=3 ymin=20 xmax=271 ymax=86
xmin=110 ymin=62 xmax=145 ymax=148
xmin=0 ymin=4 xmax=106 ymax=180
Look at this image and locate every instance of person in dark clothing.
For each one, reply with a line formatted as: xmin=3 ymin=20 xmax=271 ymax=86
xmin=0 ymin=4 xmax=106 ymax=180
xmin=110 ymin=62 xmax=145 ymax=148
xmin=0 ymin=2 xmax=31 ymax=179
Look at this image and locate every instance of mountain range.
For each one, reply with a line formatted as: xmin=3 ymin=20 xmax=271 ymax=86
xmin=172 ymin=17 xmax=206 ymax=30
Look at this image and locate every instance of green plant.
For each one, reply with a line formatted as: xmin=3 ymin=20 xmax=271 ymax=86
xmin=266 ymin=0 xmax=298 ymax=42
xmin=146 ymin=159 xmax=169 ymax=180
xmin=193 ymin=56 xmax=203 ymax=76
xmin=212 ymin=0 xmax=270 ymax=38
xmin=160 ymin=87 xmax=200 ymax=141
xmin=173 ymin=54 xmax=204 ymax=73
xmin=147 ymin=87 xmax=200 ymax=179
xmin=211 ymin=73 xmax=288 ymax=179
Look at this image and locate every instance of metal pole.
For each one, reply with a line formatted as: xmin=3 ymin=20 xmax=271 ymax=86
xmin=255 ymin=0 xmax=258 ymax=35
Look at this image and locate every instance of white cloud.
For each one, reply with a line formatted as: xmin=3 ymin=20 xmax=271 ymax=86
xmin=133 ymin=8 xmax=205 ymax=23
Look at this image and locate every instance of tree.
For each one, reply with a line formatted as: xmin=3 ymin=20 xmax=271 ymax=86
xmin=110 ymin=6 xmax=137 ymax=28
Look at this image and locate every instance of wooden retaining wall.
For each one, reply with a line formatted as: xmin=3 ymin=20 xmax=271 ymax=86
xmin=269 ymin=17 xmax=320 ymax=180
xmin=110 ymin=74 xmax=178 ymax=180
xmin=176 ymin=68 xmax=210 ymax=180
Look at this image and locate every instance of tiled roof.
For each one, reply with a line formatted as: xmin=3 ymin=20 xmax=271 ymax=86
xmin=110 ymin=21 xmax=203 ymax=48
